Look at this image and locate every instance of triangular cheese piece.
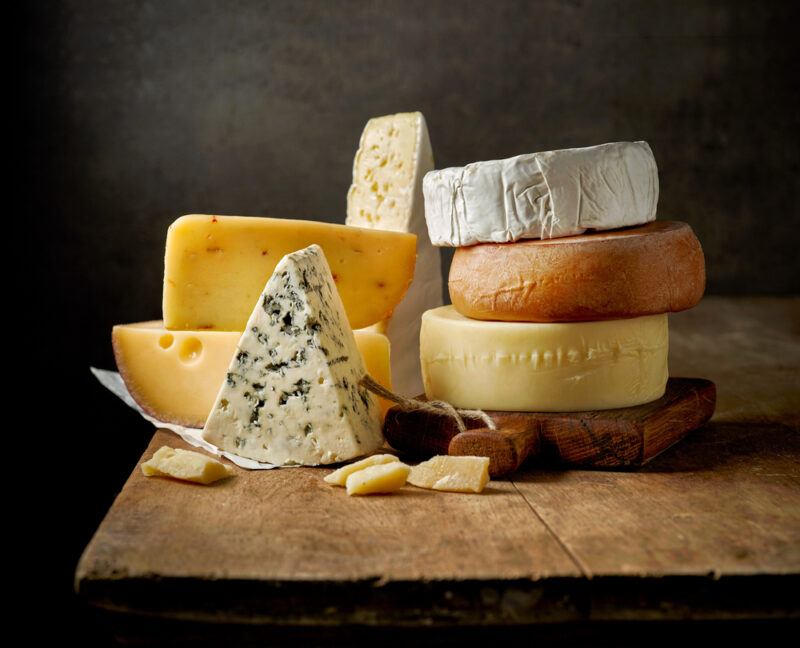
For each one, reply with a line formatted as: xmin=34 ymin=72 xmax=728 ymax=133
xmin=346 ymin=111 xmax=443 ymax=395
xmin=202 ymin=244 xmax=383 ymax=465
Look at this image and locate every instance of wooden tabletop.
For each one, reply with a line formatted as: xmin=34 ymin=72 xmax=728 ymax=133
xmin=76 ymin=297 xmax=800 ymax=641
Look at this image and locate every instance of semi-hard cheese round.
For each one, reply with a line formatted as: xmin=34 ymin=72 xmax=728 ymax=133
xmin=449 ymin=221 xmax=704 ymax=322
xmin=420 ymin=306 xmax=668 ymax=412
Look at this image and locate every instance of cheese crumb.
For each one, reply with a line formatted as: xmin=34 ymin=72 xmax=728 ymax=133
xmin=141 ymin=446 xmax=234 ymax=485
xmin=345 ymin=462 xmax=410 ymax=496
xmin=324 ymin=453 xmax=399 ymax=486
xmin=408 ymin=456 xmax=490 ymax=493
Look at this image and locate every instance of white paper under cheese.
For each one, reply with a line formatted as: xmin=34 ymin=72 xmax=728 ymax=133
xmin=346 ymin=112 xmax=442 ymax=395
xmin=422 ymin=141 xmax=659 ymax=246
xmin=202 ymin=245 xmax=383 ymax=466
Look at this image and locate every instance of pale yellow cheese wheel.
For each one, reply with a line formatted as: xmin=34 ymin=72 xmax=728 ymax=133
xmin=420 ymin=306 xmax=668 ymax=412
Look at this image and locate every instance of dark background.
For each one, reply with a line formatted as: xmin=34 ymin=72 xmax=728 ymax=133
xmin=21 ymin=0 xmax=799 ymax=643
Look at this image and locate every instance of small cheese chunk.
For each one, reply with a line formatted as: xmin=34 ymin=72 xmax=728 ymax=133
xmin=141 ymin=446 xmax=234 ymax=485
xmin=423 ymin=141 xmax=658 ymax=246
xmin=408 ymin=456 xmax=490 ymax=493
xmin=202 ymin=245 xmax=383 ymax=466
xmin=112 ymin=323 xmax=394 ymax=427
xmin=345 ymin=462 xmax=411 ymax=496
xmin=421 ymin=306 xmax=669 ymax=412
xmin=163 ymin=214 xmax=417 ymax=331
xmin=346 ymin=112 xmax=443 ymax=394
xmin=324 ymin=454 xmax=399 ymax=486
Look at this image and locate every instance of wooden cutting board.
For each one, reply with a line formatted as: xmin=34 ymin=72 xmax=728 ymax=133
xmin=384 ymin=377 xmax=716 ymax=477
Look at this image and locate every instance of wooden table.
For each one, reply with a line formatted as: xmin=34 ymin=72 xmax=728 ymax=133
xmin=76 ymin=297 xmax=800 ymax=644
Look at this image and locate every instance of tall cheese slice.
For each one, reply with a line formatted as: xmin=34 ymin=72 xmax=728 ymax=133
xmin=421 ymin=306 xmax=668 ymax=412
xmin=163 ymin=215 xmax=417 ymax=331
xmin=112 ymin=322 xmax=393 ymax=428
xmin=423 ymin=141 xmax=658 ymax=246
xmin=203 ymin=245 xmax=383 ymax=465
xmin=346 ymin=112 xmax=442 ymax=395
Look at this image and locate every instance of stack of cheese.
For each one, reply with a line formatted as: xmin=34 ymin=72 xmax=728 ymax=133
xmin=419 ymin=142 xmax=705 ymax=412
xmin=112 ymin=217 xmax=420 ymax=465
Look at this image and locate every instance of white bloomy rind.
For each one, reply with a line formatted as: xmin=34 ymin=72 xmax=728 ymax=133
xmin=202 ymin=245 xmax=383 ymax=466
xmin=422 ymin=141 xmax=659 ymax=246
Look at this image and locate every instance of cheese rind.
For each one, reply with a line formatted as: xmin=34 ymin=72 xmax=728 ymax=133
xmin=346 ymin=112 xmax=442 ymax=395
xmin=202 ymin=245 xmax=383 ymax=466
xmin=141 ymin=446 xmax=234 ymax=484
xmin=449 ymin=221 xmax=705 ymax=322
xmin=421 ymin=307 xmax=668 ymax=412
xmin=423 ymin=141 xmax=658 ymax=246
xmin=163 ymin=215 xmax=417 ymax=331
xmin=112 ymin=322 xmax=393 ymax=428
xmin=345 ymin=462 xmax=411 ymax=495
xmin=324 ymin=454 xmax=399 ymax=486
xmin=408 ymin=456 xmax=490 ymax=493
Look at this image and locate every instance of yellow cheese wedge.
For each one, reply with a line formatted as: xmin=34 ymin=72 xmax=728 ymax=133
xmin=113 ymin=321 xmax=394 ymax=428
xmin=421 ymin=306 xmax=669 ymax=411
xmin=324 ymin=454 xmax=399 ymax=486
xmin=408 ymin=456 xmax=490 ymax=493
xmin=141 ymin=446 xmax=234 ymax=484
xmin=345 ymin=462 xmax=411 ymax=496
xmin=163 ymin=214 xmax=417 ymax=331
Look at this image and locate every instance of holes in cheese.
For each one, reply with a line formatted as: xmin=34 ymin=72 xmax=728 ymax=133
xmin=408 ymin=456 xmax=490 ymax=493
xmin=112 ymin=321 xmax=393 ymax=429
xmin=421 ymin=306 xmax=668 ymax=412
xmin=141 ymin=446 xmax=234 ymax=485
xmin=163 ymin=215 xmax=417 ymax=332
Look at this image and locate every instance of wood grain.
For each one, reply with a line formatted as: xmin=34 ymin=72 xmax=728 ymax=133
xmin=76 ymin=298 xmax=800 ymax=633
xmin=385 ymin=379 xmax=716 ymax=476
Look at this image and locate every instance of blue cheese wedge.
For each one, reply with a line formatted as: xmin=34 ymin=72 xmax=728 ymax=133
xmin=202 ymin=244 xmax=383 ymax=465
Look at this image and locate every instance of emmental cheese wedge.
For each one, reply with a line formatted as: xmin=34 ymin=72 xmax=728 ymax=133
xmin=346 ymin=112 xmax=443 ymax=395
xmin=141 ymin=446 xmax=234 ymax=485
xmin=163 ymin=215 xmax=417 ymax=331
xmin=449 ymin=221 xmax=705 ymax=322
xmin=203 ymin=245 xmax=383 ymax=466
xmin=421 ymin=306 xmax=668 ymax=412
xmin=112 ymin=322 xmax=394 ymax=428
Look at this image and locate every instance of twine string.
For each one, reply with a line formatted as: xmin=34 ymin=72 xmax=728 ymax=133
xmin=359 ymin=374 xmax=496 ymax=433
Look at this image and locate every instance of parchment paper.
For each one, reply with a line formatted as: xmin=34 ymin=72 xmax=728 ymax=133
xmin=91 ymin=367 xmax=278 ymax=470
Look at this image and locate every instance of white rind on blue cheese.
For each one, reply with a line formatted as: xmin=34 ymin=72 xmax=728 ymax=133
xmin=422 ymin=141 xmax=659 ymax=246
xmin=202 ymin=245 xmax=383 ymax=466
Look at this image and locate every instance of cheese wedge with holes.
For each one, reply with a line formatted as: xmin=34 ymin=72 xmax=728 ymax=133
xmin=421 ymin=306 xmax=668 ymax=411
xmin=163 ymin=215 xmax=416 ymax=331
xmin=423 ymin=141 xmax=658 ymax=246
xmin=346 ymin=112 xmax=442 ymax=394
xmin=141 ymin=446 xmax=234 ymax=484
xmin=408 ymin=456 xmax=490 ymax=493
xmin=113 ymin=322 xmax=393 ymax=428
xmin=202 ymin=245 xmax=383 ymax=465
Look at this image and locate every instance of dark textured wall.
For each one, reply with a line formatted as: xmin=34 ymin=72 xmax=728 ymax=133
xmin=21 ymin=0 xmax=799 ymax=642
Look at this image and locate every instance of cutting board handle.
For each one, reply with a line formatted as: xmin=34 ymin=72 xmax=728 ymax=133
xmin=448 ymin=420 xmax=541 ymax=477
